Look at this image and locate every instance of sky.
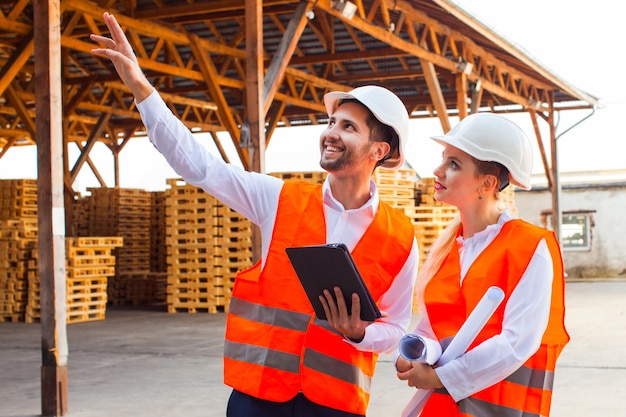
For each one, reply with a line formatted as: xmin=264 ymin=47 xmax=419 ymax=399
xmin=1 ymin=0 xmax=624 ymax=193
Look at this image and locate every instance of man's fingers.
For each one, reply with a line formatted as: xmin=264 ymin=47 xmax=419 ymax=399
xmin=319 ymin=294 xmax=332 ymax=321
xmin=333 ymin=287 xmax=348 ymax=312
xmin=324 ymin=289 xmax=340 ymax=318
xmin=350 ymin=292 xmax=361 ymax=318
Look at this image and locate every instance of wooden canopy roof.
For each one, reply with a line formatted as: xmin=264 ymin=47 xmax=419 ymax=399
xmin=0 ymin=0 xmax=598 ymax=181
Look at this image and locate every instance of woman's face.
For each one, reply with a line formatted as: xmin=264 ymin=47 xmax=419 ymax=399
xmin=432 ymin=144 xmax=482 ymax=207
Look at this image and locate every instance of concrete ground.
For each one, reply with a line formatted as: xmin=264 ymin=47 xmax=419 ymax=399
xmin=1 ymin=279 xmax=624 ymax=417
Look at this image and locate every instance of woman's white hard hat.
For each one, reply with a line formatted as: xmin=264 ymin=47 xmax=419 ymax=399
xmin=431 ymin=113 xmax=533 ymax=190
xmin=324 ymin=85 xmax=409 ymax=169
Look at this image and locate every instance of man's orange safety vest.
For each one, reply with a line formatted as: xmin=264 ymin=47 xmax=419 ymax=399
xmin=421 ymin=219 xmax=569 ymax=417
xmin=223 ymin=182 xmax=415 ymax=415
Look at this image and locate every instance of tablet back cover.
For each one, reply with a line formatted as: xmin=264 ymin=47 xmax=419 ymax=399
xmin=285 ymin=243 xmax=382 ymax=322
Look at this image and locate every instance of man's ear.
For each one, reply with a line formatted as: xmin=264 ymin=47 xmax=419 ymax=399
xmin=372 ymin=141 xmax=391 ymax=163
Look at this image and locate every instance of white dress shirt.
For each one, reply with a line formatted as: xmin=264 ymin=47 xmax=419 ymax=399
xmin=137 ymin=89 xmax=419 ymax=354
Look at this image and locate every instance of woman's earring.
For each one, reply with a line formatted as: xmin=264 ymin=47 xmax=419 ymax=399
xmin=478 ymin=192 xmax=483 ymax=200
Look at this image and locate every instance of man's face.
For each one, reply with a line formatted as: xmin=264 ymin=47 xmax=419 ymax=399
xmin=319 ymin=101 xmax=372 ymax=173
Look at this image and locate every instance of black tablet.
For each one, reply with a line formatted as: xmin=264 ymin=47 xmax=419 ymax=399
xmin=285 ymin=243 xmax=382 ymax=322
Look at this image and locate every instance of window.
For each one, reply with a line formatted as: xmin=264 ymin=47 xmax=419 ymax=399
xmin=540 ymin=210 xmax=595 ymax=251
xmin=561 ymin=213 xmax=592 ymax=250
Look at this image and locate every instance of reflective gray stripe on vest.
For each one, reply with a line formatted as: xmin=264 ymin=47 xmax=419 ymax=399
xmin=224 ymin=340 xmax=301 ymax=374
xmin=313 ymin=316 xmax=343 ymax=336
xmin=229 ymin=296 xmax=311 ymax=332
xmin=505 ymin=365 xmax=554 ymax=391
xmin=460 ymin=396 xmax=542 ymax=417
xmin=303 ymin=348 xmax=372 ymax=394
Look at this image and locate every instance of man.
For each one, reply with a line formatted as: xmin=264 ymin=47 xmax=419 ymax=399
xmin=91 ymin=12 xmax=418 ymax=417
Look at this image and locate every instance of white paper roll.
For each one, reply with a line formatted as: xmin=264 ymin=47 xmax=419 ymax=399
xmin=398 ymin=334 xmax=442 ymax=365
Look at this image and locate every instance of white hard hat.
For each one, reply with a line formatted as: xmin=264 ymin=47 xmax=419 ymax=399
xmin=431 ymin=113 xmax=533 ymax=190
xmin=324 ymin=85 xmax=409 ymax=169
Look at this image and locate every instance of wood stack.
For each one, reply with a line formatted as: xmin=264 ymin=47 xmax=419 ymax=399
xmin=403 ymin=204 xmax=458 ymax=265
xmin=374 ymin=168 xmax=419 ymax=208
xmin=0 ymin=179 xmax=126 ymax=323
xmin=0 ymin=219 xmax=37 ymax=322
xmin=25 ymin=237 xmax=123 ymax=323
xmin=270 ymin=171 xmax=327 ymax=184
xmin=500 ymin=185 xmax=517 ymax=217
xmin=212 ymin=205 xmax=253 ymax=309
xmin=150 ymin=191 xmax=168 ymax=273
xmin=64 ymin=237 xmax=122 ymax=323
xmin=83 ymin=187 xmax=156 ymax=305
xmin=0 ymin=179 xmax=38 ymax=322
xmin=164 ymin=179 xmax=252 ymax=313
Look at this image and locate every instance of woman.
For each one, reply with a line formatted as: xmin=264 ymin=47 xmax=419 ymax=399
xmin=396 ymin=113 xmax=569 ymax=416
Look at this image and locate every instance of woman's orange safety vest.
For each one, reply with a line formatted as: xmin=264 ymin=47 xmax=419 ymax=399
xmin=223 ymin=182 xmax=415 ymax=415
xmin=421 ymin=219 xmax=569 ymax=417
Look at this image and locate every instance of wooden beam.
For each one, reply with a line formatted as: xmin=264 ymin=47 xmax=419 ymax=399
xmin=4 ymin=85 xmax=36 ymax=136
xmin=70 ymin=112 xmax=112 ymax=183
xmin=529 ymin=109 xmax=553 ymax=190
xmin=0 ymin=135 xmax=19 ymax=159
xmin=34 ymin=0 xmax=68 ymax=415
xmin=187 ymin=33 xmax=248 ymax=168
xmin=244 ymin=0 xmax=264 ymax=262
xmin=421 ymin=58 xmax=450 ymax=132
xmin=133 ymin=0 xmax=297 ymax=20
xmin=469 ymin=80 xmax=483 ymax=114
xmin=0 ymin=34 xmax=34 ymax=97
xmin=455 ymin=72 xmax=468 ymax=120
xmin=244 ymin=0 xmax=265 ymax=173
xmin=263 ymin=0 xmax=313 ymax=114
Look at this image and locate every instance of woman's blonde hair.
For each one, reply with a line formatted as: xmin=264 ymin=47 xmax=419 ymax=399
xmin=415 ymin=215 xmax=461 ymax=303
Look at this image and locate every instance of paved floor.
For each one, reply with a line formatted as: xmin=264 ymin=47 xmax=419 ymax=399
xmin=1 ymin=279 xmax=625 ymax=417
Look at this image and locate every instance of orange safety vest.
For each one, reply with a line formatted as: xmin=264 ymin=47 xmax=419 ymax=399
xmin=421 ymin=219 xmax=569 ymax=417
xmin=223 ymin=181 xmax=415 ymax=415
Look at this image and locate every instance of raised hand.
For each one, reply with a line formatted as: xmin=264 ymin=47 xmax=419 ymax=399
xmin=90 ymin=12 xmax=154 ymax=102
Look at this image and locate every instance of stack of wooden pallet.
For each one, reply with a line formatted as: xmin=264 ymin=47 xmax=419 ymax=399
xmin=25 ymin=237 xmax=123 ymax=323
xmin=374 ymin=168 xmax=419 ymax=208
xmin=150 ymin=191 xmax=168 ymax=273
xmin=83 ymin=187 xmax=156 ymax=305
xmin=164 ymin=179 xmax=252 ymax=313
xmin=270 ymin=171 xmax=327 ymax=184
xmin=403 ymin=204 xmax=459 ymax=265
xmin=0 ymin=179 xmax=38 ymax=322
xmin=64 ymin=237 xmax=122 ymax=323
xmin=0 ymin=219 xmax=37 ymax=322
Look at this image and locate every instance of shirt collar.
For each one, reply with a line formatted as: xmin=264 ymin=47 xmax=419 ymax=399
xmin=456 ymin=210 xmax=512 ymax=246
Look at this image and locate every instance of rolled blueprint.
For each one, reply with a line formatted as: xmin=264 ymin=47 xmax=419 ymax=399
xmin=401 ymin=286 xmax=505 ymax=417
xmin=398 ymin=334 xmax=442 ymax=365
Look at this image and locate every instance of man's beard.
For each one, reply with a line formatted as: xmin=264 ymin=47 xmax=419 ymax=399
xmin=320 ymin=146 xmax=363 ymax=172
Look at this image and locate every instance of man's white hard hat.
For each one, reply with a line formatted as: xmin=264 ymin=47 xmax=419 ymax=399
xmin=324 ymin=85 xmax=409 ymax=169
xmin=431 ymin=112 xmax=533 ymax=190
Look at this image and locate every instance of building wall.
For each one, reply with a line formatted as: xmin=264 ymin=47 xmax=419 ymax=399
xmin=514 ymin=183 xmax=626 ymax=278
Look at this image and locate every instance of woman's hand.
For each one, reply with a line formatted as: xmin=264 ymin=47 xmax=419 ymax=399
xmin=395 ymin=356 xmax=414 ymax=373
xmin=90 ymin=12 xmax=154 ymax=102
xmin=396 ymin=362 xmax=444 ymax=390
